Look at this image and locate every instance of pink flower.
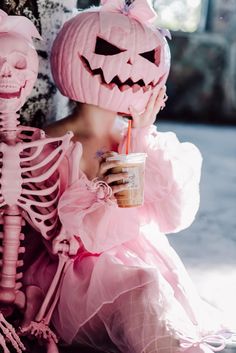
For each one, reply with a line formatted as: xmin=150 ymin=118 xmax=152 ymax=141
xmin=89 ymin=178 xmax=113 ymax=201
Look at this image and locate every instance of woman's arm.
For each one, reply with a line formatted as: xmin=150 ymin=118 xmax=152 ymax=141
xmin=119 ymin=125 xmax=202 ymax=233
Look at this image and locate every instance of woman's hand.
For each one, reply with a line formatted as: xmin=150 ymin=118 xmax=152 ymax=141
xmin=129 ymin=86 xmax=167 ymax=128
xmin=97 ymin=152 xmax=129 ymax=195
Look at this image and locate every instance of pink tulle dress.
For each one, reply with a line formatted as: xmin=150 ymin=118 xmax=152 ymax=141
xmin=24 ymin=124 xmax=226 ymax=353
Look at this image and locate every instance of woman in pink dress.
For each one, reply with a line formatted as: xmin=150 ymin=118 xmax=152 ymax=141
xmin=24 ymin=0 xmax=229 ymax=352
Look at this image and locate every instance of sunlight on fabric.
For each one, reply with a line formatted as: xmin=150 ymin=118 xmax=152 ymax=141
xmin=154 ymin=0 xmax=203 ymax=32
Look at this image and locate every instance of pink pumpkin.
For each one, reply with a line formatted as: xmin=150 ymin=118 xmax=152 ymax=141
xmin=51 ymin=0 xmax=171 ymax=115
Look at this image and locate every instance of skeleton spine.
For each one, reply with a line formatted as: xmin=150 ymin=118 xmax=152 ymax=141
xmin=0 ymin=113 xmax=23 ymax=304
xmin=0 ymin=207 xmax=23 ymax=304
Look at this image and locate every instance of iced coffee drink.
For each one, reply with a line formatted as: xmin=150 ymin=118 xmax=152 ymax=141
xmin=107 ymin=153 xmax=147 ymax=208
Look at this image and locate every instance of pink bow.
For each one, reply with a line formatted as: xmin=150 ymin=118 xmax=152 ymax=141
xmin=100 ymin=0 xmax=157 ymax=24
xmin=180 ymin=334 xmax=226 ymax=352
xmin=0 ymin=9 xmax=41 ymax=43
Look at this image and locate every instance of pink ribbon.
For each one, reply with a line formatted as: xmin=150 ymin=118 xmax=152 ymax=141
xmin=179 ymin=334 xmax=226 ymax=352
xmin=0 ymin=9 xmax=41 ymax=43
xmin=100 ymin=0 xmax=157 ymax=24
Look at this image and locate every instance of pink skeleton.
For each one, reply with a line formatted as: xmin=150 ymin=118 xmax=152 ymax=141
xmin=0 ymin=10 xmax=74 ymax=353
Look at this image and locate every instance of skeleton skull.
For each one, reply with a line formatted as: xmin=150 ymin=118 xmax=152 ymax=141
xmin=0 ymin=33 xmax=38 ymax=114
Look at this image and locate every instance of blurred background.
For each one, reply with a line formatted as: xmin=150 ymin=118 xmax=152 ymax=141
xmin=1 ymin=0 xmax=235 ymax=349
xmin=156 ymin=0 xmax=236 ymax=124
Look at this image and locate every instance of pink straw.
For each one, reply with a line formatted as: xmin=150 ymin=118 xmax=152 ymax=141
xmin=126 ymin=120 xmax=132 ymax=155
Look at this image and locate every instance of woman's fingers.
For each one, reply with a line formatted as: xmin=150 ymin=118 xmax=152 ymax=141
xmin=99 ymin=160 xmax=119 ymax=175
xmin=104 ymin=172 xmax=129 ymax=184
xmin=111 ymin=183 xmax=129 ymax=194
xmin=130 ymin=86 xmax=167 ymax=128
xmin=153 ymin=86 xmax=167 ymax=115
xmin=146 ymin=87 xmax=160 ymax=114
xmin=100 ymin=151 xmax=117 ymax=161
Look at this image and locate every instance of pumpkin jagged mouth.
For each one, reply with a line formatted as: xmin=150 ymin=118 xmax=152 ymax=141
xmin=80 ymin=55 xmax=163 ymax=93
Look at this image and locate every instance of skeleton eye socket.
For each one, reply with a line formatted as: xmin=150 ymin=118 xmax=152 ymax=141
xmin=140 ymin=46 xmax=161 ymax=66
xmin=14 ymin=58 xmax=27 ymax=70
xmin=9 ymin=54 xmax=27 ymax=70
xmin=95 ymin=37 xmax=125 ymax=56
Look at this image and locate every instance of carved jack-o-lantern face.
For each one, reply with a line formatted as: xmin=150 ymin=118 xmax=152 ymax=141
xmin=0 ymin=33 xmax=38 ymax=113
xmin=51 ymin=10 xmax=170 ymax=114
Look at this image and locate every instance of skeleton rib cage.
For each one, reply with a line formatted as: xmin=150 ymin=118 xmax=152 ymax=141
xmin=0 ymin=125 xmax=72 ymax=315
xmin=0 ymin=126 xmax=72 ymax=239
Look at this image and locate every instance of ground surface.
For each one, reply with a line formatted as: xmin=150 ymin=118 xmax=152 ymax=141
xmin=158 ymin=122 xmax=236 ymax=331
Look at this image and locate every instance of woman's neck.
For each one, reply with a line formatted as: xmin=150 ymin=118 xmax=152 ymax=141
xmin=70 ymin=103 xmax=117 ymax=140
xmin=66 ymin=104 xmax=118 ymax=179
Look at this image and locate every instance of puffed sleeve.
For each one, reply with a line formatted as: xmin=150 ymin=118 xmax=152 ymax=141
xmin=57 ymin=145 xmax=141 ymax=253
xmin=119 ymin=125 xmax=202 ymax=234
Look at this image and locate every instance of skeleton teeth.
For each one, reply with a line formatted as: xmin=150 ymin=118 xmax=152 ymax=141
xmin=0 ymin=81 xmax=19 ymax=87
xmin=0 ymin=84 xmax=20 ymax=91
xmin=0 ymin=86 xmax=19 ymax=89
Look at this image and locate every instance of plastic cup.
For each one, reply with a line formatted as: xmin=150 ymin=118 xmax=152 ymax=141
xmin=107 ymin=153 xmax=147 ymax=208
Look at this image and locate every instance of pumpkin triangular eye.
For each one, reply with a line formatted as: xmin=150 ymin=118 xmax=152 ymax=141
xmin=140 ymin=46 xmax=161 ymax=66
xmin=95 ymin=37 xmax=125 ymax=56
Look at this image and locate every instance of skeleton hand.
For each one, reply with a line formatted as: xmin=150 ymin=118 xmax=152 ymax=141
xmin=52 ymin=227 xmax=80 ymax=256
xmin=20 ymin=320 xmax=58 ymax=343
xmin=129 ymin=85 xmax=167 ymax=128
xmin=0 ymin=313 xmax=25 ymax=353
